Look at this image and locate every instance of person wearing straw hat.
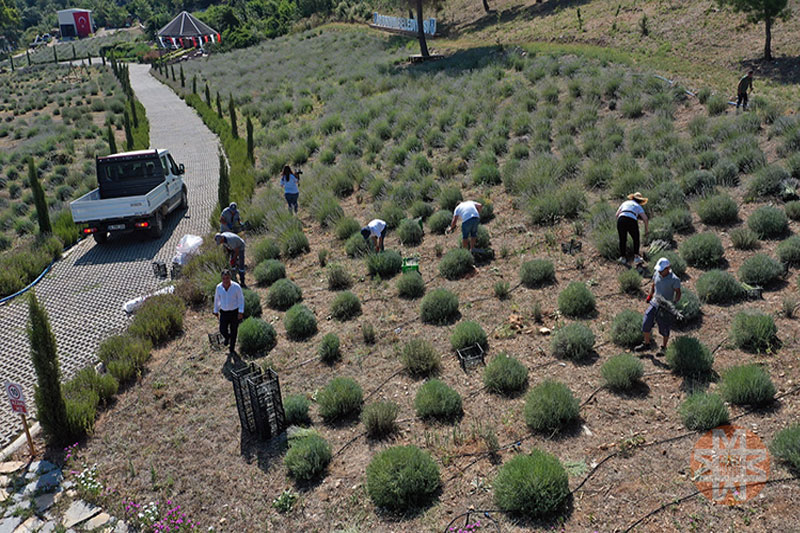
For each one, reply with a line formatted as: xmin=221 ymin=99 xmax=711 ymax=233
xmin=615 ymin=192 xmax=649 ymax=265
xmin=635 ymin=257 xmax=681 ymax=354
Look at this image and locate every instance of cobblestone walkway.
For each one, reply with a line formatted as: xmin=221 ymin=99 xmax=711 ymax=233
xmin=0 ymin=64 xmax=219 ymax=448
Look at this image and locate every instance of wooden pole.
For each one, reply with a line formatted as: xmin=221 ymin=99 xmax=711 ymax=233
xmin=20 ymin=414 xmax=35 ymax=457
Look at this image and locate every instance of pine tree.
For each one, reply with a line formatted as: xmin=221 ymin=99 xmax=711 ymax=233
xmin=28 ymin=158 xmax=51 ymax=235
xmin=216 ymin=92 xmax=222 ymax=119
xmin=106 ymin=124 xmax=117 ymax=154
xmin=180 ymin=65 xmax=185 ymax=88
xmin=218 ymin=150 xmax=230 ymax=209
xmin=129 ymin=95 xmax=138 ymax=128
xmin=246 ymin=115 xmax=254 ymax=162
xmin=229 ymin=94 xmax=238 ymax=138
xmin=205 ymin=84 xmax=211 ymax=107
xmin=124 ymin=111 xmax=134 ymax=150
xmin=28 ymin=291 xmax=69 ymax=444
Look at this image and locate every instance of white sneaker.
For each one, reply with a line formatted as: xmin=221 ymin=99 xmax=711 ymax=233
xmin=634 ymin=255 xmax=644 ymax=265
xmin=617 ymin=257 xmax=628 ymax=265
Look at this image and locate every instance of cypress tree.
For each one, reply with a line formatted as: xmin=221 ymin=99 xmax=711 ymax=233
xmin=53 ymin=46 xmax=57 ymax=64
xmin=87 ymin=54 xmax=92 ymax=66
xmin=28 ymin=291 xmax=69 ymax=445
xmin=28 ymin=158 xmax=51 ymax=235
xmin=72 ymin=43 xmax=76 ymax=59
xmin=246 ymin=116 xmax=254 ymax=162
xmin=205 ymin=84 xmax=211 ymax=107
xmin=26 ymin=49 xmax=30 ymax=66
xmin=216 ymin=92 xmax=222 ymax=119
xmin=192 ymin=75 xmax=197 ymax=94
xmin=180 ymin=64 xmax=185 ymax=88
xmin=229 ymin=94 xmax=238 ymax=138
xmin=129 ymin=95 xmax=138 ymax=128
xmin=107 ymin=124 xmax=117 ymax=154
xmin=124 ymin=111 xmax=134 ymax=150
xmin=9 ymin=54 xmax=14 ymax=71
xmin=101 ymin=55 xmax=106 ymax=66
xmin=218 ymin=151 xmax=230 ymax=209
xmin=171 ymin=65 xmax=176 ymax=82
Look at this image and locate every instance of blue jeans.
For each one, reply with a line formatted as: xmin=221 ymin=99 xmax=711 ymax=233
xmin=642 ymin=304 xmax=672 ymax=337
xmin=285 ymin=193 xmax=299 ymax=213
xmin=461 ymin=217 xmax=479 ymax=240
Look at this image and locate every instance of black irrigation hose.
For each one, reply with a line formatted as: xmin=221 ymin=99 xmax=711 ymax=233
xmin=442 ymin=509 xmax=502 ymax=533
xmin=363 ymin=369 xmax=404 ymax=402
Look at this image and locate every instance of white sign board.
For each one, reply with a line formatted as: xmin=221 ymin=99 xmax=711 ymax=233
xmin=373 ymin=13 xmax=437 ymax=36
xmin=5 ymin=381 xmax=27 ymax=415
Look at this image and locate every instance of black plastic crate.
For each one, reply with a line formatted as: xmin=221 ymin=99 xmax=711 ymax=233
xmin=232 ymin=363 xmax=261 ymax=434
xmin=152 ymin=261 xmax=167 ymax=278
xmin=246 ymin=368 xmax=286 ymax=440
xmin=171 ymin=262 xmax=183 ymax=279
xmin=456 ymin=344 xmax=485 ymax=371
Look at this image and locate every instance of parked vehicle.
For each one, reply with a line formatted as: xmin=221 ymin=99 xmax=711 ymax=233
xmin=70 ymin=149 xmax=188 ymax=244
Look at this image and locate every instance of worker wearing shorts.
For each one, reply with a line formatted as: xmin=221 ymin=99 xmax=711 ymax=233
xmin=636 ymin=257 xmax=681 ymax=354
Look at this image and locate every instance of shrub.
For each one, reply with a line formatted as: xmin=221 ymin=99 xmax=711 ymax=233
xmin=267 ymin=279 xmax=302 ymax=311
xmin=494 ymin=280 xmax=510 ymax=299
xmin=730 ymin=227 xmax=759 ymax=250
xmin=326 ymin=263 xmax=352 ymax=290
xmin=524 ymin=380 xmax=580 ymax=433
xmin=473 ymin=162 xmax=501 ymax=185
xmin=330 ymin=291 xmax=361 ymax=321
xmin=254 ymin=259 xmax=285 ymax=287
xmin=696 ymin=193 xmax=738 ymax=225
xmin=493 ymin=450 xmax=569 ymax=518
xmin=128 ymin=294 xmax=185 ymax=345
xmin=730 ymin=310 xmax=778 ymax=353
xmin=243 ymin=289 xmax=262 ymax=318
xmin=680 ymin=233 xmax=724 ymax=268
xmin=362 ymin=322 xmax=376 ymax=344
xmin=395 ymin=218 xmax=423 ymax=246
xmin=361 ymin=401 xmax=399 ymax=438
xmin=770 ymin=425 xmax=800 ymax=473
xmin=778 ymin=236 xmax=800 ymax=265
xmin=439 ymin=248 xmax=474 ymax=280
xmin=366 ymin=446 xmax=440 ymax=512
xmin=252 ymin=237 xmax=280 ymax=262
xmin=696 ymin=270 xmax=745 ymax=304
xmin=63 ymin=388 xmax=98 ymax=441
xmin=284 ymin=433 xmax=332 ymax=481
xmin=747 ymin=165 xmax=787 ymax=199
xmin=401 ymin=339 xmax=441 ymax=377
xmin=97 ymin=334 xmax=151 ymax=384
xmin=284 ymin=394 xmax=311 ymax=426
xmin=675 ymin=289 xmax=702 ymax=324
xmin=738 ymin=254 xmax=784 ymax=286
xmin=551 ymin=322 xmax=595 ymax=361
xmin=786 ymin=201 xmax=800 ymax=221
xmin=397 ymin=271 xmax=425 ymax=299
xmin=520 ymin=259 xmax=555 ymax=288
xmin=680 ymin=392 xmax=729 ymax=431
xmin=318 ymin=333 xmax=341 ymax=363
xmin=720 ymin=364 xmax=776 ymax=405
xmin=483 ymin=353 xmax=528 ymax=395
xmin=414 ymin=379 xmax=462 ymax=421
xmin=365 ymin=250 xmax=402 ymax=278
xmin=706 ymin=95 xmax=727 ymax=116
xmin=439 ymin=186 xmax=462 ymax=211
xmin=317 ymin=377 xmax=363 ymax=422
xmin=428 ymin=210 xmax=452 ymax=234
xmin=557 ymin=282 xmax=596 ymax=318
xmin=345 ymin=233 xmax=369 ymax=257
xmin=420 ymin=289 xmax=459 ymax=324
xmin=601 ymin=353 xmax=644 ymax=391
xmin=681 ymin=170 xmax=716 ymax=196
xmin=618 ymin=269 xmax=642 ymax=294
xmin=610 ymin=309 xmax=644 ymax=348
xmin=410 ymin=200 xmax=434 ymax=220
xmin=280 ymin=228 xmax=310 ymax=258
xmin=748 ymin=206 xmax=788 ymax=239
xmin=450 ymin=321 xmax=488 ymax=351
xmin=665 ymin=336 xmax=714 ymax=377
xmin=666 ymin=208 xmax=693 ymax=234
xmin=64 ymin=368 xmax=118 ymax=404
xmin=284 ymin=304 xmax=318 ymax=341
xmin=237 ymin=318 xmax=277 ymax=357
xmin=332 ymin=216 xmax=361 ymax=241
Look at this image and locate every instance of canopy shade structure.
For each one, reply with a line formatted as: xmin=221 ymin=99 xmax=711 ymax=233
xmin=156 ymin=11 xmax=220 ymax=49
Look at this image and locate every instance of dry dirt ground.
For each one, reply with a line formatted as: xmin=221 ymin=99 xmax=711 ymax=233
xmin=33 ymin=93 xmax=800 ymax=531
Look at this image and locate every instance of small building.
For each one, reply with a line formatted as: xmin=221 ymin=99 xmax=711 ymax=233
xmin=57 ymin=9 xmax=95 ymax=39
xmin=157 ymin=11 xmax=220 ymax=49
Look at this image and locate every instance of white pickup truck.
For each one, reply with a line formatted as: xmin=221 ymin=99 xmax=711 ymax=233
xmin=70 ymin=149 xmax=188 ymax=244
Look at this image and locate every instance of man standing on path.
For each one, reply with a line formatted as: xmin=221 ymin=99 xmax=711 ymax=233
xmin=361 ymin=218 xmax=387 ymax=253
xmin=447 ymin=200 xmax=483 ymax=251
xmin=736 ymin=70 xmax=754 ymax=111
xmin=635 ymin=257 xmax=682 ymax=355
xmin=220 ymin=202 xmax=241 ymax=232
xmin=215 ymin=232 xmax=247 ymax=287
xmin=213 ymin=269 xmax=244 ymax=355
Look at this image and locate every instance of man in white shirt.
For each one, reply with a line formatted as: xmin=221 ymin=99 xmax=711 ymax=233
xmin=213 ymin=269 xmax=244 ymax=355
xmin=447 ymin=200 xmax=483 ymax=251
xmin=361 ymin=218 xmax=387 ymax=252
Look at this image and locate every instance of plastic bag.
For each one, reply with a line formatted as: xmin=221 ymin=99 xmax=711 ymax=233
xmin=123 ymin=285 xmax=175 ymax=314
xmin=173 ymin=234 xmax=203 ymax=265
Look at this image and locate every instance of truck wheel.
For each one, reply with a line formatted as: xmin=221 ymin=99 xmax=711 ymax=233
xmin=151 ymin=212 xmax=164 ymax=239
xmin=93 ymin=231 xmax=108 ymax=244
xmin=179 ymin=187 xmax=188 ymax=210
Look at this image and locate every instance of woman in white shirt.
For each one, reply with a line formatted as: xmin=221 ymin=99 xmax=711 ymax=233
xmin=280 ymin=165 xmax=300 ymax=213
xmin=615 ymin=192 xmax=649 ymax=265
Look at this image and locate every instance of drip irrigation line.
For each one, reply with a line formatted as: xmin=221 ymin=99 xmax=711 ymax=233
xmin=332 ymin=417 xmax=414 ymax=458
xmin=279 ymin=355 xmax=318 ymax=372
xmin=442 ymin=509 xmax=502 ymax=533
xmin=580 ymin=385 xmax=605 ymax=408
xmin=363 ymin=369 xmax=404 ymax=402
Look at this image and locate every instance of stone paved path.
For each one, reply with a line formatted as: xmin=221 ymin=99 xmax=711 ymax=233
xmin=0 ymin=64 xmax=219 ymax=449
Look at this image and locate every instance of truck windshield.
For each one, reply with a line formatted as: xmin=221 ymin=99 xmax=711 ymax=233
xmin=97 ymin=158 xmax=164 ymax=185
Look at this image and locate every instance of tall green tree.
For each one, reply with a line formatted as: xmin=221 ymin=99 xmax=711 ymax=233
xmin=28 ymin=291 xmax=69 ymax=444
xmin=205 ymin=83 xmax=211 ymax=107
xmin=216 ymin=91 xmax=223 ymax=119
xmin=129 ymin=95 xmax=138 ymax=128
xmin=229 ymin=94 xmax=238 ymax=138
xmin=106 ymin=124 xmax=117 ymax=154
xmin=718 ymin=0 xmax=792 ymax=60
xmin=218 ymin=150 xmax=230 ymax=209
xmin=0 ymin=0 xmax=21 ymax=42
xmin=246 ymin=116 xmax=254 ymax=162
xmin=124 ymin=110 xmax=134 ymax=150
xmin=170 ymin=64 xmax=176 ymax=81
xmin=28 ymin=157 xmax=51 ymax=235
xmin=180 ymin=64 xmax=185 ymax=88
xmin=192 ymin=75 xmax=197 ymax=94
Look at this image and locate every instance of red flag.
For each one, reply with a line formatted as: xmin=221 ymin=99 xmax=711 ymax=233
xmin=179 ymin=38 xmax=184 ymax=47
xmin=72 ymin=11 xmax=91 ymax=37
xmin=217 ymin=33 xmax=221 ymax=43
